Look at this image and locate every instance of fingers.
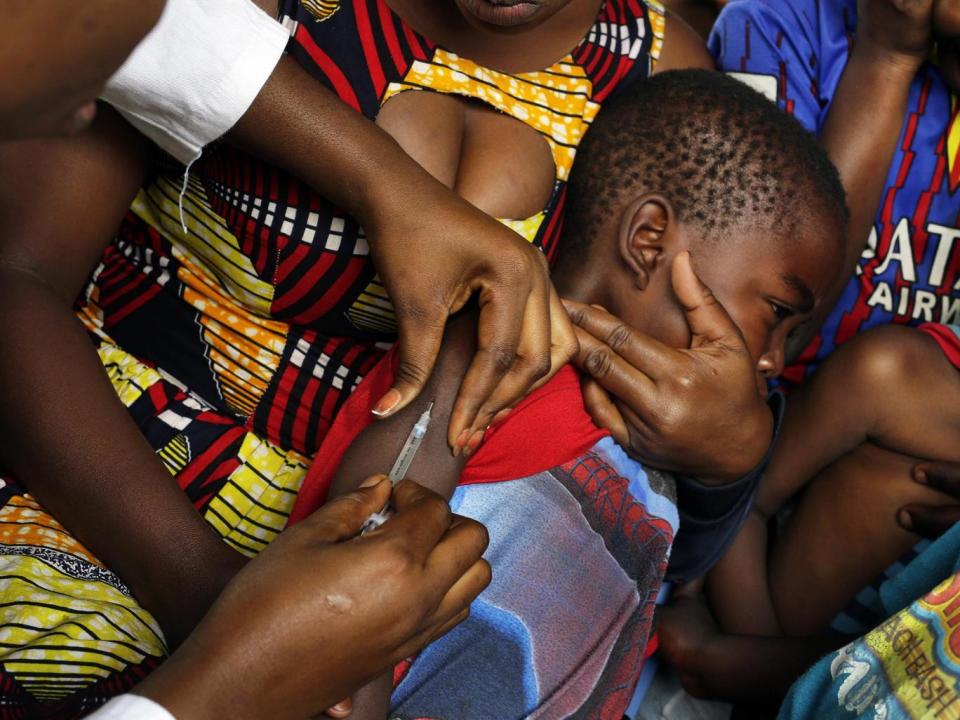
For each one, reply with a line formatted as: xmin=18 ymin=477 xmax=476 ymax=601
xmin=378 ymin=307 xmax=448 ymax=418
xmin=569 ymin=324 xmax=658 ymax=412
xmin=323 ymin=698 xmax=353 ymax=718
xmin=563 ymin=298 xmax=675 ymax=379
xmin=914 ymin=461 xmax=960 ymax=495
xmin=450 ymin=276 xmax=562 ymax=448
xmin=580 ymin=378 xmax=630 ymax=447
xmin=671 ymin=251 xmax=744 ymax=349
xmin=299 ymin=476 xmax=391 ymax=542
xmin=393 ymin=606 xmax=471 ymax=663
xmin=422 ymin=514 xmax=490 ymax=597
xmin=447 ymin=276 xmax=531 ymax=448
xmin=427 ymin=556 xmax=492 ymax=628
xmin=382 ymin=480 xmax=454 ymax=561
xmin=898 ymin=503 xmax=960 ymax=538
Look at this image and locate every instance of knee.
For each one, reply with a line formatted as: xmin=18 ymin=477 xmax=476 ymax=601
xmin=833 ymin=325 xmax=936 ymax=391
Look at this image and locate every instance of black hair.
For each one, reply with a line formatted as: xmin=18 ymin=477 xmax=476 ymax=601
xmin=557 ymin=69 xmax=848 ymax=272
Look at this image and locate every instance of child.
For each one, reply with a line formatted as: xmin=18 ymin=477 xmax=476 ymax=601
xmin=288 ymin=69 xmax=848 ymax=720
xmin=658 ymin=323 xmax=960 ymax=707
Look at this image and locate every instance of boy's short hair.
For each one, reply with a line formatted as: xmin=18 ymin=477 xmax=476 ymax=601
xmin=559 ymin=69 xmax=848 ymax=268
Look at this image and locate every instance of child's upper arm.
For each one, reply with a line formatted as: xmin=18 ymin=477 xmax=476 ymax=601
xmin=329 ymin=312 xmax=478 ymax=501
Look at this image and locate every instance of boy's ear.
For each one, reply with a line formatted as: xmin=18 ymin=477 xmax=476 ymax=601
xmin=619 ymin=194 xmax=671 ymax=291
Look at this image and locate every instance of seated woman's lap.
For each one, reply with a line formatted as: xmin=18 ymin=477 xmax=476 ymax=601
xmin=0 ymin=338 xmax=308 ymax=716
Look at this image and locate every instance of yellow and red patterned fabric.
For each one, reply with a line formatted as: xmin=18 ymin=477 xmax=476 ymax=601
xmin=0 ymin=0 xmax=665 ymax=715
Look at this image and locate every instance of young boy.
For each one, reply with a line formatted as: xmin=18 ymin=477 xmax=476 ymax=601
xmin=288 ymin=69 xmax=848 ymax=720
xmin=656 ymin=322 xmax=960 ymax=707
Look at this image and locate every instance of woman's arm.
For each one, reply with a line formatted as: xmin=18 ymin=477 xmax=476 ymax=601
xmin=0 ymin=108 xmax=246 ymax=647
xmin=229 ymin=56 xmax=576 ymax=451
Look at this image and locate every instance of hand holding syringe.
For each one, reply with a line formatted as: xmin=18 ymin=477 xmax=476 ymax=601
xmin=359 ymin=402 xmax=434 ymax=534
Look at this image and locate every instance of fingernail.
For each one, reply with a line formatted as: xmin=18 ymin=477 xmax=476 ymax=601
xmin=372 ymin=389 xmax=402 ymax=417
xmin=360 ymin=474 xmax=386 ymax=488
xmin=68 ymin=102 xmax=97 ymax=133
xmin=913 ymin=469 xmax=928 ymax=485
xmin=466 ymin=429 xmax=485 ymax=455
xmin=453 ymin=428 xmax=470 ymax=456
xmin=492 ymin=409 xmax=511 ymax=426
xmin=898 ymin=509 xmax=913 ymax=530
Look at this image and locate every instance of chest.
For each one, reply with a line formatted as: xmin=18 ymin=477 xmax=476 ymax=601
xmin=281 ymin=0 xmax=652 ymax=222
xmin=375 ymin=88 xmax=557 ymax=220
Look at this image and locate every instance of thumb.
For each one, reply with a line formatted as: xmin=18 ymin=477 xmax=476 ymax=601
xmin=375 ymin=311 xmax=447 ymax=418
xmin=898 ymin=503 xmax=960 ymax=539
xmin=671 ymin=251 xmax=743 ymax=349
xmin=299 ymin=475 xmax=391 ymax=541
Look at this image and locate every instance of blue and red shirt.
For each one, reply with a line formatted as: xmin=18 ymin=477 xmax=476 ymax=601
xmin=710 ymin=0 xmax=960 ymax=385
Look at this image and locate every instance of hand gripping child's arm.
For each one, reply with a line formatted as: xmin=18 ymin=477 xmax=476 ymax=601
xmin=325 ymin=312 xmax=478 ymax=720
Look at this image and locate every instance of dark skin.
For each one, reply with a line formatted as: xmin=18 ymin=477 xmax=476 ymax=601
xmin=661 ymin=0 xmax=723 ymax=39
xmin=0 ymin=1 xmax=164 ymax=137
xmin=0 ymin=0 xmax=714 ymax=648
xmin=573 ymin=0 xmax=949 ymax=480
xmin=327 ymin=189 xmax=844 ymax=718
xmin=370 ymin=0 xmax=720 ymax=452
xmin=1 ymin=0 xmax=578 ymax=455
xmin=388 ymin=0 xmax=782 ymax=486
xmin=661 ymin=326 xmax=960 ymax=708
xmin=723 ymin=326 xmax=960 ymax=636
xmin=137 ymin=476 xmax=491 ymax=720
xmin=659 ymin=1 xmax=960 ymax=705
xmin=0 ymin=110 xmax=492 ymax=720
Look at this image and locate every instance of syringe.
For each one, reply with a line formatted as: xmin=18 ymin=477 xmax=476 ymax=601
xmin=359 ymin=401 xmax=434 ymax=534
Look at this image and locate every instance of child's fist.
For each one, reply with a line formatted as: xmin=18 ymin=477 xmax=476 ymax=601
xmin=858 ymin=0 xmax=935 ymax=65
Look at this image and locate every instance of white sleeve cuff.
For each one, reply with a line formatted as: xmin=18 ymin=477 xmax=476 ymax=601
xmin=101 ymin=0 xmax=290 ymax=164
xmin=86 ymin=695 xmax=177 ymax=720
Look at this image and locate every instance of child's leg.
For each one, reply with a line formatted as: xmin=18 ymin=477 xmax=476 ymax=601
xmin=705 ymin=325 xmax=951 ymax=637
xmin=768 ymin=326 xmax=960 ymax=635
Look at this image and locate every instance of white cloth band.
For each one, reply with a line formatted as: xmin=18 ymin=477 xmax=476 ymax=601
xmin=101 ymin=0 xmax=290 ymax=164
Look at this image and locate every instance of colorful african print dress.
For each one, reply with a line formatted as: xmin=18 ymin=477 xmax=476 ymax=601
xmin=0 ymin=0 xmax=666 ymax=717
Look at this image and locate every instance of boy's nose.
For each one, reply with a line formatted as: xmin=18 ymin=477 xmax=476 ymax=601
xmin=756 ymin=348 xmax=784 ymax=380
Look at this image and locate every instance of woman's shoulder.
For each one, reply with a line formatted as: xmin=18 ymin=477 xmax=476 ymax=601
xmin=655 ymin=9 xmax=714 ymax=73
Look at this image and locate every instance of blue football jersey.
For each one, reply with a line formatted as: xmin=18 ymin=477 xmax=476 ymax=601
xmin=710 ymin=0 xmax=960 ymax=386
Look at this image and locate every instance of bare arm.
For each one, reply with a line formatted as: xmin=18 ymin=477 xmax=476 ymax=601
xmin=706 ymin=510 xmax=782 ymax=636
xmin=709 ymin=324 xmax=960 ymax=637
xmin=654 ymin=10 xmax=716 ymax=72
xmin=0 ymin=108 xmax=246 ymax=647
xmin=229 ymin=56 xmax=576 ymax=449
xmin=659 ymin=590 xmax=839 ymax=706
xmin=788 ymin=0 xmax=934 ymax=355
xmin=325 ymin=313 xmax=478 ymax=719
xmin=330 ymin=311 xmax=478 ymax=504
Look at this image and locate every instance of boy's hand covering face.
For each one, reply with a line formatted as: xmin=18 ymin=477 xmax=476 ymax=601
xmin=565 ymin=252 xmax=773 ymax=484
